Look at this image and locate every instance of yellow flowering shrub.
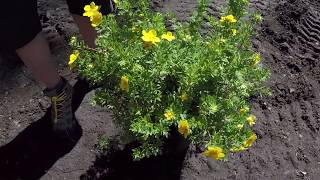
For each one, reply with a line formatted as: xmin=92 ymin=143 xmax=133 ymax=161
xmin=70 ymin=0 xmax=270 ymax=160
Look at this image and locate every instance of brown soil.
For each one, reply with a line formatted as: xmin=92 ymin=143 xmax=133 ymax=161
xmin=1 ymin=0 xmax=320 ymax=179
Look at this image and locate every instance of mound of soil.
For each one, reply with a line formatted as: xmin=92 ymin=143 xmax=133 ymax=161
xmin=1 ymin=0 xmax=320 ymax=179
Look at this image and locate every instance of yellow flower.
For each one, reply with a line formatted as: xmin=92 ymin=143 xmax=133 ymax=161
xmin=243 ymin=133 xmax=257 ymax=148
xmin=164 ymin=110 xmax=175 ymax=121
xmin=239 ymin=107 xmax=249 ymax=116
xmin=83 ymin=2 xmax=103 ymax=28
xmin=141 ymin=29 xmax=160 ymax=45
xmin=230 ymin=145 xmax=246 ymax=152
xmin=203 ymin=146 xmax=225 ymax=160
xmin=113 ymin=0 xmax=118 ymax=4
xmin=83 ymin=2 xmax=100 ymax=18
xmin=220 ymin=15 xmax=237 ymax=23
xmin=253 ymin=53 xmax=261 ymax=66
xmin=120 ymin=75 xmax=129 ymax=92
xmin=161 ymin=32 xmax=176 ymax=41
xmin=68 ymin=50 xmax=80 ymax=68
xmin=90 ymin=11 xmax=103 ymax=27
xmin=180 ymin=92 xmax=188 ymax=102
xmin=231 ymin=29 xmax=237 ymax=36
xmin=178 ymin=120 xmax=190 ymax=138
xmin=237 ymin=124 xmax=244 ymax=129
xmin=247 ymin=114 xmax=256 ymax=127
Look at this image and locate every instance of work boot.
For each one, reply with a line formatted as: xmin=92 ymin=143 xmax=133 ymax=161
xmin=44 ymin=77 xmax=76 ymax=138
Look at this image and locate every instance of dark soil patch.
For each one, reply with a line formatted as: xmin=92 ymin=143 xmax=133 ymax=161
xmin=80 ymin=130 xmax=189 ymax=180
xmin=1 ymin=0 xmax=320 ymax=179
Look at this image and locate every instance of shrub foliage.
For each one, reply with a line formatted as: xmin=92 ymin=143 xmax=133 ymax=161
xmin=70 ymin=0 xmax=270 ymax=160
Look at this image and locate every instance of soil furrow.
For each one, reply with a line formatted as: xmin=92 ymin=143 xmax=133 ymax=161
xmin=303 ymin=16 xmax=320 ymax=38
xmin=299 ymin=23 xmax=320 ymax=43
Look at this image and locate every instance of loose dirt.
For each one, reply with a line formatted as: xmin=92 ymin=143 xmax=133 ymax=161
xmin=1 ymin=0 xmax=320 ymax=179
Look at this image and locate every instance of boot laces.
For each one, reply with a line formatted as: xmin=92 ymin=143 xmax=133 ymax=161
xmin=51 ymin=92 xmax=67 ymax=122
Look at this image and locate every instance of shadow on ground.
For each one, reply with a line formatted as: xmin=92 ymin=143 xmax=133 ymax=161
xmin=80 ymin=130 xmax=189 ymax=180
xmin=0 ymin=78 xmax=93 ymax=180
xmin=0 ymin=52 xmax=22 ymax=80
xmin=0 ymin=77 xmax=188 ymax=180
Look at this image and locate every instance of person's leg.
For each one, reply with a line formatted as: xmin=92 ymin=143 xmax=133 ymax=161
xmin=16 ymin=32 xmax=61 ymax=89
xmin=72 ymin=14 xmax=97 ymax=48
xmin=1 ymin=0 xmax=77 ymax=137
xmin=15 ymin=32 xmax=76 ymax=136
xmin=67 ymin=0 xmax=115 ymax=48
xmin=2 ymin=0 xmax=62 ymax=90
